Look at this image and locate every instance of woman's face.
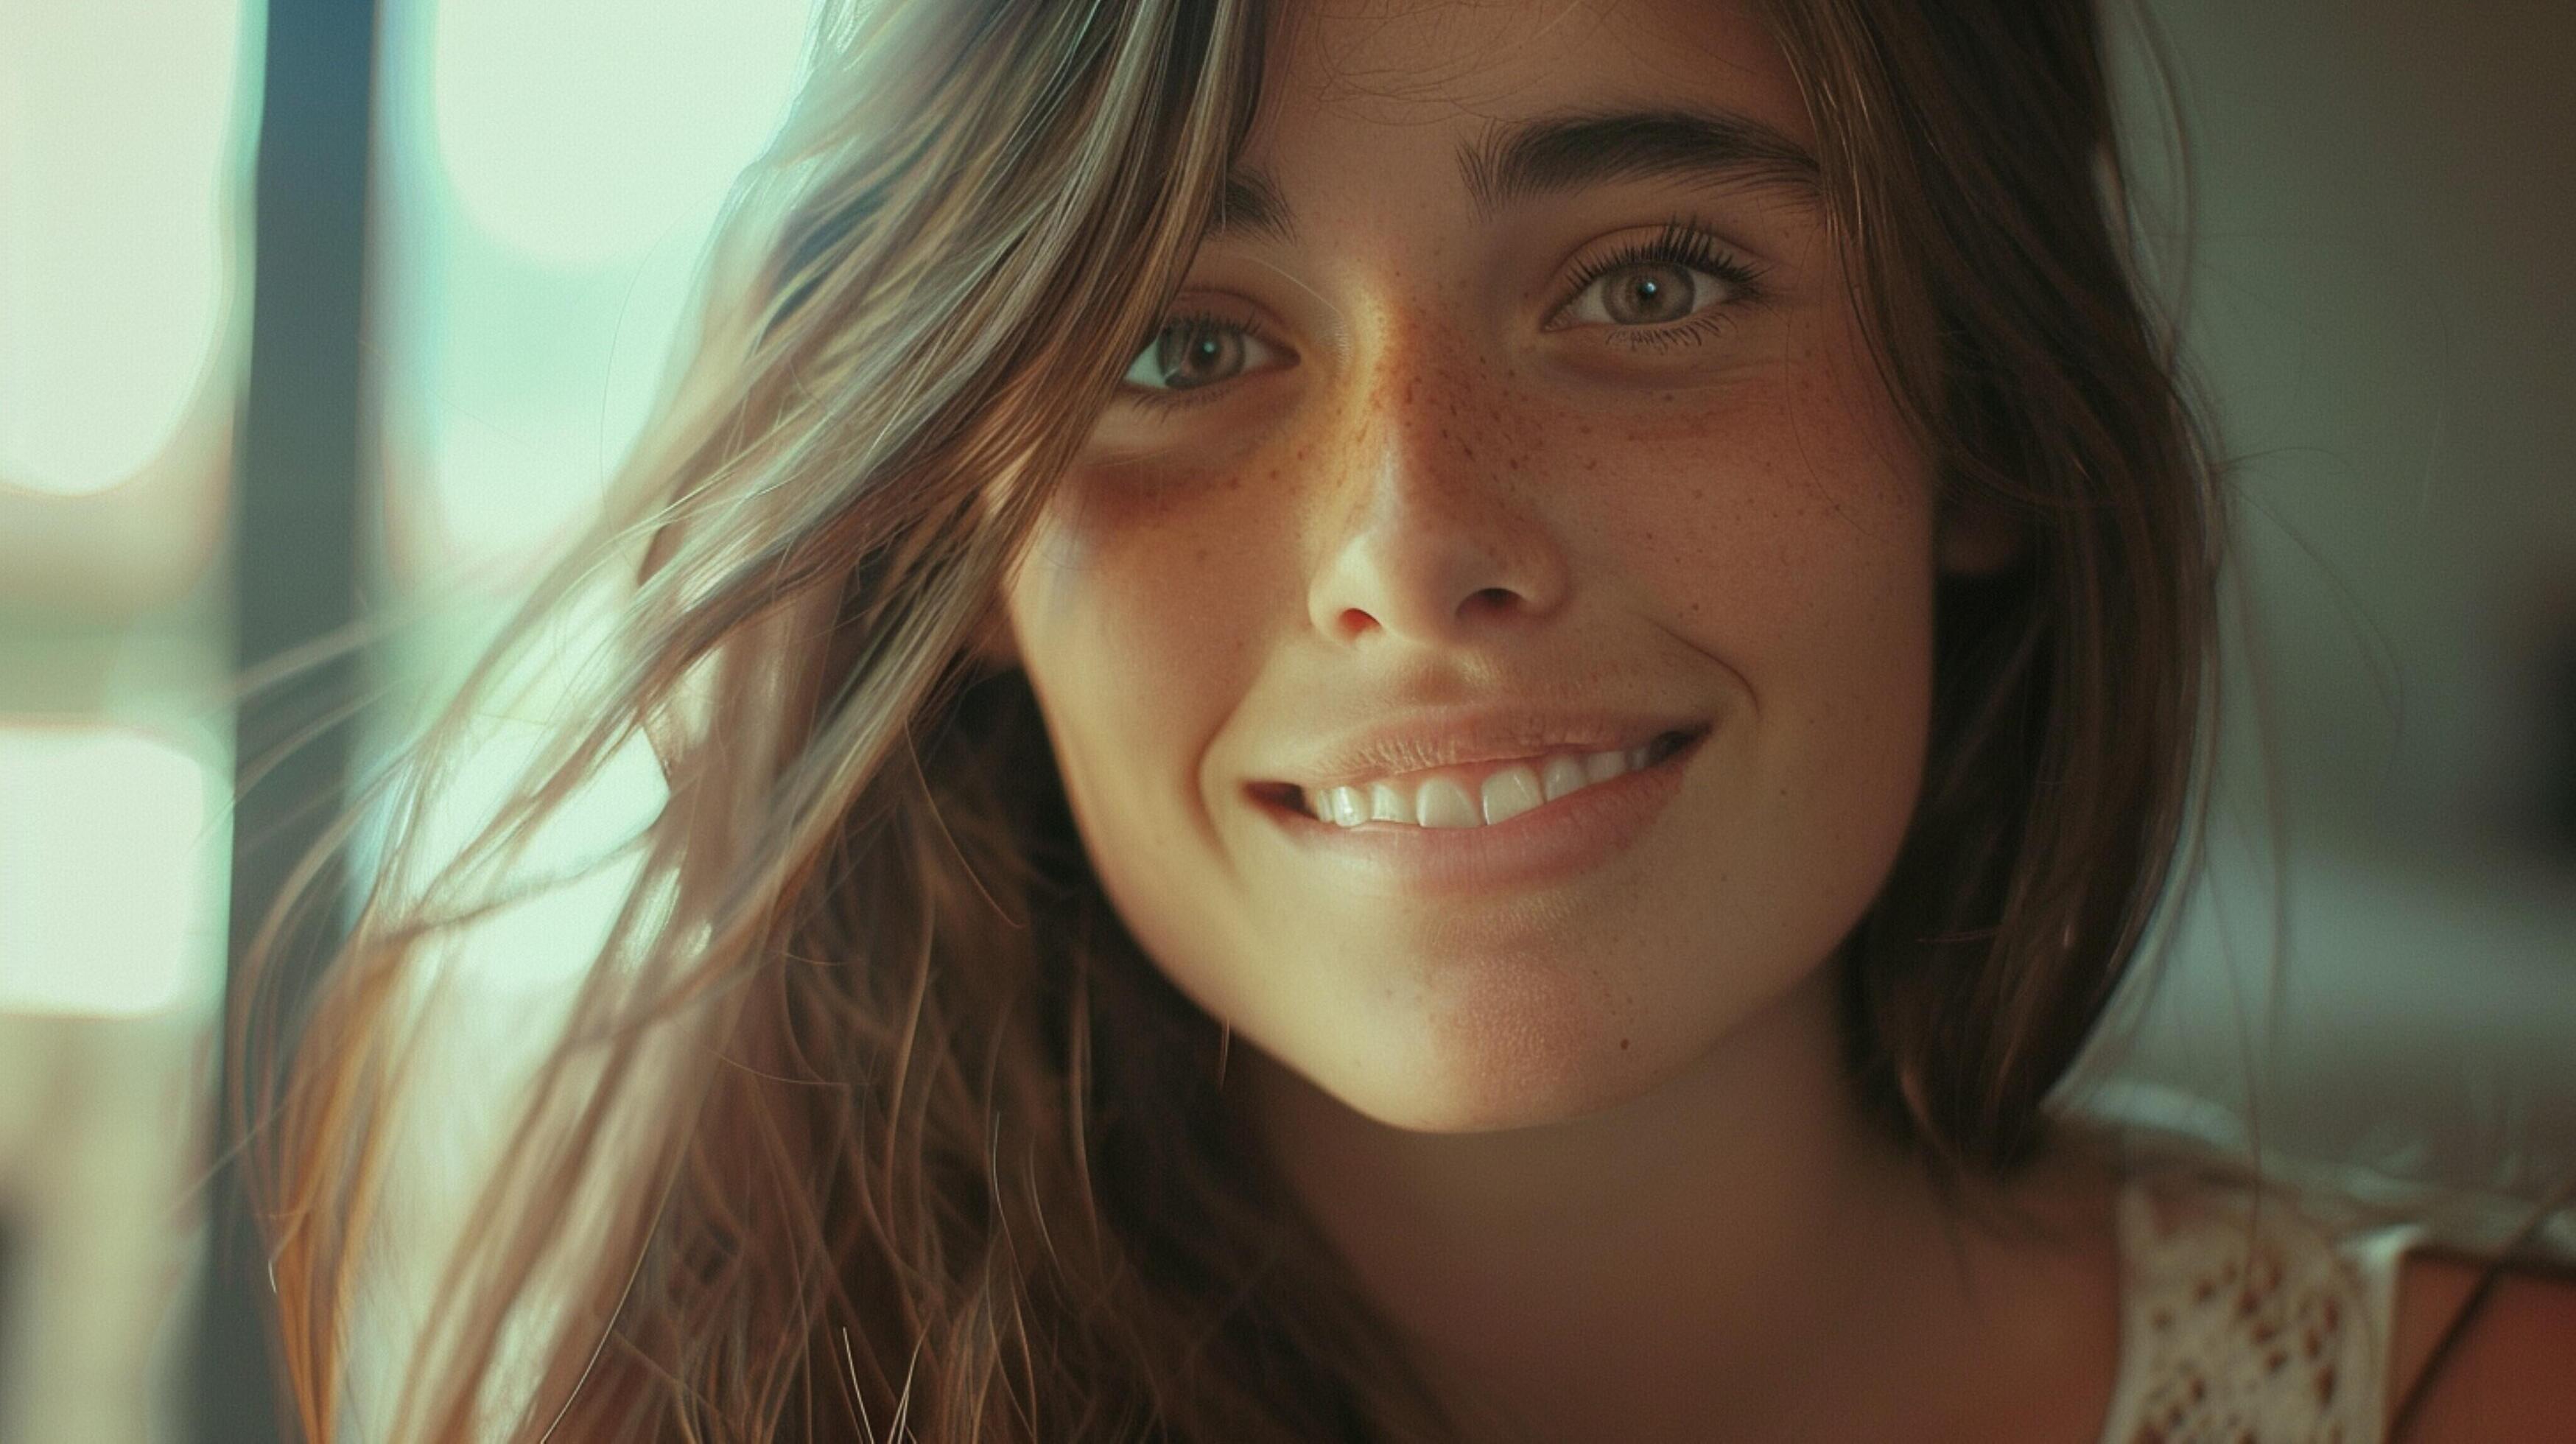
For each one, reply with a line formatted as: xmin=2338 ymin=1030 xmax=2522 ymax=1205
xmin=1000 ymin=0 xmax=1996 ymax=1132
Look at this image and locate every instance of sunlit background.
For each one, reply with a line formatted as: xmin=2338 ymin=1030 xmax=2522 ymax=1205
xmin=0 ymin=0 xmax=2569 ymax=1437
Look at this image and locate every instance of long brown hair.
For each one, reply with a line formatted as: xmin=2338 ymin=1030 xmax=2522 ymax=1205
xmin=250 ymin=1 xmax=2225 ymax=1437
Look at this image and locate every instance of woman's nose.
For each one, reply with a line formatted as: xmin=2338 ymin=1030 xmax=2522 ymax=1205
xmin=1302 ymin=324 xmax=1571 ymax=649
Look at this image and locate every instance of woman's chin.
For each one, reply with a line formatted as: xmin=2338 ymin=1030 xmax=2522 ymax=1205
xmin=1235 ymin=943 xmax=1846 ymax=1140
xmin=1276 ymin=1005 xmax=1680 ymax=1137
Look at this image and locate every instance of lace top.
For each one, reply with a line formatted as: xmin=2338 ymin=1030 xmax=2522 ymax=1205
xmin=2096 ymin=1171 xmax=2425 ymax=1443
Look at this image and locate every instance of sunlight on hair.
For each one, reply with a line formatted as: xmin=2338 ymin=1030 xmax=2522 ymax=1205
xmin=424 ymin=0 xmax=810 ymax=267
xmin=397 ymin=714 xmax=669 ymax=999
xmin=0 ymin=0 xmax=251 ymax=496
xmin=0 ymin=723 xmax=228 ymax=1017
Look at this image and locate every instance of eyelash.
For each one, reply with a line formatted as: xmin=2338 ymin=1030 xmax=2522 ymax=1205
xmin=1121 ymin=306 xmax=1270 ymax=417
xmin=1548 ymin=217 xmax=1769 ymax=351
xmin=1117 ymin=218 xmax=1767 ymax=413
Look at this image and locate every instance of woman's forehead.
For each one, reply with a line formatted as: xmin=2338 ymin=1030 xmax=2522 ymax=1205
xmin=1251 ymin=0 xmax=1814 ymax=149
xmin=1223 ymin=0 xmax=1823 ymax=258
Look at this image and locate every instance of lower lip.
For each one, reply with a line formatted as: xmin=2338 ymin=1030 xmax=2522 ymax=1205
xmin=1249 ymin=729 xmax=1707 ymax=897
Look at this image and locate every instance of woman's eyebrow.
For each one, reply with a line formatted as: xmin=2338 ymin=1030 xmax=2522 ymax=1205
xmin=1210 ymin=107 xmax=1822 ymax=245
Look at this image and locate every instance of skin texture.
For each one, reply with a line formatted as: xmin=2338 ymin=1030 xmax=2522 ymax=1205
xmin=992 ymin=1 xmax=2122 ymax=1438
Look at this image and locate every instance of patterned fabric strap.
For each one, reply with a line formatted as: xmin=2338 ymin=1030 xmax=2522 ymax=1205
xmin=2094 ymin=1173 xmax=2421 ymax=1444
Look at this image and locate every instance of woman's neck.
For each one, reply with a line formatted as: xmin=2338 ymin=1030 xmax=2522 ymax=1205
xmin=1239 ymin=964 xmax=2124 ymax=1442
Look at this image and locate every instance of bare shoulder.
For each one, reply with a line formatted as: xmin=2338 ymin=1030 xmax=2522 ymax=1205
xmin=2386 ymin=1247 xmax=2576 ymax=1440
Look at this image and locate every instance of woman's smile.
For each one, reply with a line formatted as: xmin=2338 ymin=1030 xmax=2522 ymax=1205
xmin=1282 ymin=723 xmax=1699 ymax=829
xmin=1249 ymin=721 xmax=1710 ymax=898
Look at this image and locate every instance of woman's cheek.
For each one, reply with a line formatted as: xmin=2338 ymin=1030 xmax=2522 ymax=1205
xmin=1570 ymin=371 xmax=1934 ymax=650
xmin=1007 ymin=462 xmax=1277 ymax=843
xmin=1577 ymin=381 xmax=1939 ymax=876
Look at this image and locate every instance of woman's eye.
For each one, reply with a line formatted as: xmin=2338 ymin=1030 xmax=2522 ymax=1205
xmin=1549 ymin=223 xmax=1765 ymax=337
xmin=1120 ymin=318 xmax=1282 ymax=395
xmin=1559 ymin=259 xmax=1740 ymax=329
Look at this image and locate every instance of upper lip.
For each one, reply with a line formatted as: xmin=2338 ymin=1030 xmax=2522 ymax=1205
xmin=1259 ymin=707 xmax=1708 ymax=791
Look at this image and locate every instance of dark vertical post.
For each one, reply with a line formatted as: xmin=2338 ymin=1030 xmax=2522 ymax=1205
xmin=200 ymin=0 xmax=380 ymax=1437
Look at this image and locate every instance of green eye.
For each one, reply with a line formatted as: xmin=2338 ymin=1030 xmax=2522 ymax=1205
xmin=1548 ymin=220 xmax=1768 ymax=337
xmin=1121 ymin=315 xmax=1282 ymax=394
xmin=1562 ymin=260 xmax=1741 ymax=329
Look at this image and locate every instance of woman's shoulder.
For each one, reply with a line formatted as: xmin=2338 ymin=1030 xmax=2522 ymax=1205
xmin=2384 ymin=1245 xmax=2576 ymax=1440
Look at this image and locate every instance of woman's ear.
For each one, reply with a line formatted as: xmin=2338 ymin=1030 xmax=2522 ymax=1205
xmin=1935 ymin=488 xmax=2030 ymax=578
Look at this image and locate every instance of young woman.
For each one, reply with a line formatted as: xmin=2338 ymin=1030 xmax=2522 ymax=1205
xmin=252 ymin=0 xmax=2575 ymax=1438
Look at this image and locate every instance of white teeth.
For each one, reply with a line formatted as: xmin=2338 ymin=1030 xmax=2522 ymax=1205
xmin=1327 ymin=785 xmax=1366 ymax=827
xmin=1415 ymin=777 xmax=1481 ymax=828
xmin=1479 ymin=765 xmax=1544 ymax=824
xmin=1304 ymin=738 xmax=1682 ymax=830
xmin=1541 ymin=754 xmax=1590 ymax=802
